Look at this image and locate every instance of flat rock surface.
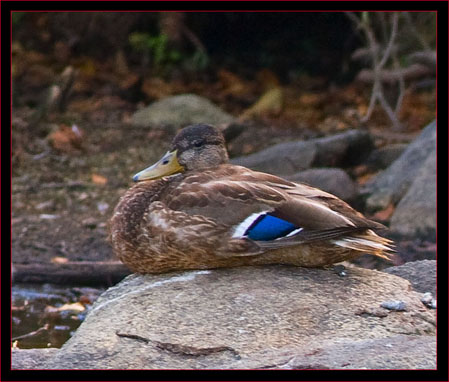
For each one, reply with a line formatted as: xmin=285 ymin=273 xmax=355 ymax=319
xmin=43 ymin=265 xmax=436 ymax=370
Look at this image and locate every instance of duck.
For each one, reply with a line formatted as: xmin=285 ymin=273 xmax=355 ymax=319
xmin=110 ymin=123 xmax=393 ymax=274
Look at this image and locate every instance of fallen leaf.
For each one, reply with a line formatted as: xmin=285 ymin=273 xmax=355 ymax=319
xmin=57 ymin=303 xmax=85 ymax=312
xmin=352 ymin=164 xmax=370 ymax=177
xmin=91 ymin=174 xmax=108 ymax=185
xmin=218 ymin=69 xmax=250 ymax=98
xmin=240 ymin=87 xmax=283 ymax=120
xmin=142 ymin=77 xmax=183 ymax=99
xmin=255 ymin=68 xmax=280 ymax=89
xmin=79 ymin=295 xmax=92 ymax=305
xmin=298 ymin=93 xmax=322 ymax=106
xmin=357 ymin=172 xmax=378 ymax=186
xmin=372 ymin=203 xmax=395 ymax=221
xmin=46 ymin=303 xmax=85 ymax=313
xmin=51 ymin=256 xmax=69 ymax=264
xmin=48 ymin=124 xmax=84 ymax=154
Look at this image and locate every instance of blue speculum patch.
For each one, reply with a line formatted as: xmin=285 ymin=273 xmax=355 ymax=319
xmin=246 ymin=214 xmax=298 ymax=241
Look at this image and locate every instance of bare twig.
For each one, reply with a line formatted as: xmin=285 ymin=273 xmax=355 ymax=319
xmin=356 ymin=63 xmax=433 ymax=84
xmin=12 ymin=324 xmax=49 ymax=341
xmin=392 ymin=44 xmax=406 ymax=115
xmin=378 ymin=13 xmax=399 ymax=69
xmin=346 ymin=12 xmax=403 ymax=130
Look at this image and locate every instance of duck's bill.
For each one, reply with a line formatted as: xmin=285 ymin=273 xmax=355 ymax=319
xmin=133 ymin=150 xmax=184 ymax=182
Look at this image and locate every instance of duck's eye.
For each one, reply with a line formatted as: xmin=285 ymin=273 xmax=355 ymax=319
xmin=193 ymin=140 xmax=204 ymax=148
xmin=162 ymin=159 xmax=169 ymax=165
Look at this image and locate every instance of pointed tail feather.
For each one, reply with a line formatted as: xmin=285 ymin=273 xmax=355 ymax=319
xmin=331 ymin=230 xmax=395 ymax=260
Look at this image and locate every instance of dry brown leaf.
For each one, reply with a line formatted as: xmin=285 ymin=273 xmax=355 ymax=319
xmin=357 ymin=172 xmax=378 ymax=185
xmin=58 ymin=302 xmax=85 ymax=312
xmin=352 ymin=164 xmax=370 ymax=177
xmin=142 ymin=77 xmax=183 ymax=99
xmin=51 ymin=256 xmax=69 ymax=264
xmin=372 ymin=203 xmax=395 ymax=221
xmin=91 ymin=174 xmax=108 ymax=185
xmin=46 ymin=303 xmax=86 ymax=313
xmin=217 ymin=69 xmax=249 ymax=98
xmin=48 ymin=124 xmax=84 ymax=153
xmin=119 ymin=73 xmax=140 ymax=90
xmin=298 ymin=93 xmax=322 ymax=107
xmin=78 ymin=58 xmax=97 ymax=76
xmin=255 ymin=68 xmax=280 ymax=89
xmin=240 ymin=87 xmax=283 ymax=120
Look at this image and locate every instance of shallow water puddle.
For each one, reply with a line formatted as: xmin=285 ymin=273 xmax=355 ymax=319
xmin=12 ymin=283 xmax=105 ymax=349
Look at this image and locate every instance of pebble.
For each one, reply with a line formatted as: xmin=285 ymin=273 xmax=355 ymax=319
xmin=39 ymin=214 xmax=59 ymax=220
xmin=36 ymin=201 xmax=54 ymax=210
xmin=82 ymin=217 xmax=97 ymax=228
xmin=333 ymin=264 xmax=347 ymax=277
xmin=96 ymin=202 xmax=109 ymax=214
xmin=380 ymin=301 xmax=407 ymax=311
xmin=420 ymin=292 xmax=437 ymax=309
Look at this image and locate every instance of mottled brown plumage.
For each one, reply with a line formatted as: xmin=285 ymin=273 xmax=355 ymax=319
xmin=110 ymin=124 xmax=393 ymax=274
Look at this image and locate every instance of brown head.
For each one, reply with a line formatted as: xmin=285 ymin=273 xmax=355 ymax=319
xmin=133 ymin=124 xmax=229 ymax=181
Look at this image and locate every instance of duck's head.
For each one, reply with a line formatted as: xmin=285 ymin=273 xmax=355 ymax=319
xmin=133 ymin=124 xmax=229 ymax=182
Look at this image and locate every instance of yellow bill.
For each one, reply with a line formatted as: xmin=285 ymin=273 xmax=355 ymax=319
xmin=133 ymin=150 xmax=184 ymax=182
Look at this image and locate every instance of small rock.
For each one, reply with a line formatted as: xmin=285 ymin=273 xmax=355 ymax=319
xmin=82 ymin=217 xmax=97 ymax=229
xmin=333 ymin=264 xmax=348 ymax=277
xmin=96 ymin=202 xmax=109 ymax=214
xmin=39 ymin=214 xmax=59 ymax=220
xmin=77 ymin=192 xmax=89 ymax=201
xmin=420 ymin=293 xmax=437 ymax=309
xmin=380 ymin=301 xmax=407 ymax=311
xmin=36 ymin=201 xmax=54 ymax=210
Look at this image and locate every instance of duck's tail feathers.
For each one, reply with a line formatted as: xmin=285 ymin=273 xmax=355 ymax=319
xmin=332 ymin=229 xmax=395 ymax=260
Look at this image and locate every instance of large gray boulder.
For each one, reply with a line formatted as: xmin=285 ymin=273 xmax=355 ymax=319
xmin=43 ymin=266 xmax=436 ymax=369
xmin=287 ymin=168 xmax=358 ymax=202
xmin=364 ymin=120 xmax=436 ymax=211
xmin=231 ymin=129 xmax=373 ymax=176
xmin=389 ymin=151 xmax=436 ymax=239
xmin=131 ymin=94 xmax=235 ymax=128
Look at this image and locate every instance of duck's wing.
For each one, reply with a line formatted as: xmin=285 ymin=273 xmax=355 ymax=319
xmin=162 ymin=165 xmax=392 ymax=257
